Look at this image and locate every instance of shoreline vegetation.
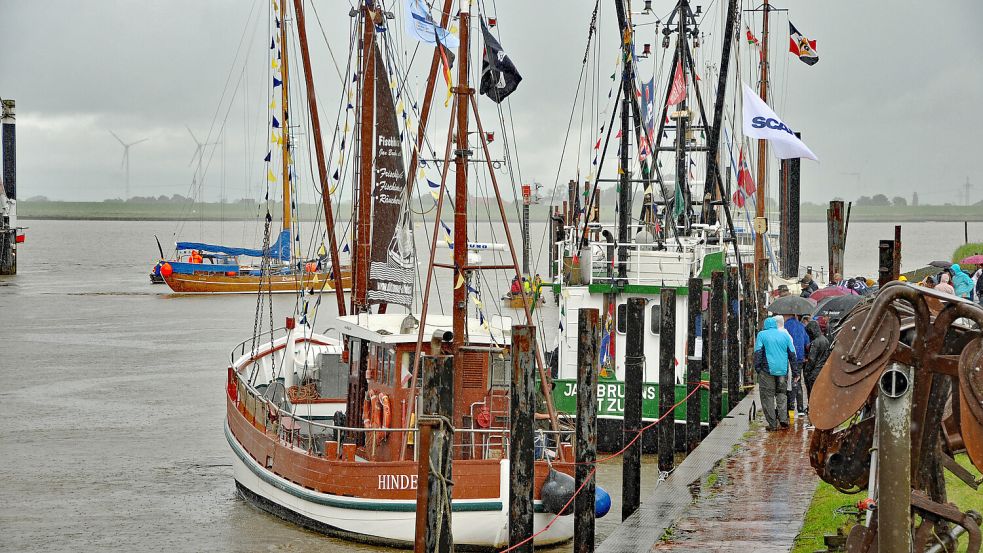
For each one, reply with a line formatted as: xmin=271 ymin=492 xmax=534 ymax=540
xmin=16 ymin=199 xmax=983 ymax=223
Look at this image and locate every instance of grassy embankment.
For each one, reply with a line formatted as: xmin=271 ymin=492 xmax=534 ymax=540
xmin=799 ymin=204 xmax=983 ymax=223
xmin=792 ymin=453 xmax=983 ymax=553
xmin=18 ymin=200 xmax=983 ymax=223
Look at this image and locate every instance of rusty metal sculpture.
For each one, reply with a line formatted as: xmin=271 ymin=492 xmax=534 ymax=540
xmin=807 ymin=282 xmax=983 ymax=553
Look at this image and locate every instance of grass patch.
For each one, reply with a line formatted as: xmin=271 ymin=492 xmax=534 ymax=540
xmin=706 ymin=472 xmax=718 ymax=488
xmin=792 ymin=454 xmax=983 ymax=553
xmin=953 ymin=242 xmax=983 ymax=266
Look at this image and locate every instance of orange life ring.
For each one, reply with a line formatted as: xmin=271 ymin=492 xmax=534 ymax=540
xmin=368 ymin=392 xmax=392 ymax=443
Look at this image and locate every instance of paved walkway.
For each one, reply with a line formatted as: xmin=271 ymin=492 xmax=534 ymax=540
xmin=599 ymin=388 xmax=819 ymax=553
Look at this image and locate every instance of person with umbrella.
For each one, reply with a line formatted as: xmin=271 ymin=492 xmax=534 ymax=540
xmin=754 ymin=316 xmax=796 ymax=431
xmin=803 ymin=320 xmax=830 ymax=405
xmin=785 ymin=314 xmax=810 ymax=416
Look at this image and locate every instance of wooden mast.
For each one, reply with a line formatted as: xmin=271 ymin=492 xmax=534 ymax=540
xmin=354 ymin=2 xmax=376 ymax=313
xmin=291 ymin=0 xmax=347 ymax=316
xmin=279 ymin=0 xmax=292 ymax=238
xmin=754 ymin=1 xmax=770 ymax=292
xmin=452 ymin=11 xmax=470 ymax=354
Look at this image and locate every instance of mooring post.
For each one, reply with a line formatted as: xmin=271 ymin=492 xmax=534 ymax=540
xmin=658 ymin=289 xmax=677 ymax=472
xmin=708 ymin=271 xmax=725 ymax=429
xmin=827 ymin=200 xmax=845 ymax=283
xmin=509 ymin=326 xmax=536 ymax=553
xmin=575 ymin=308 xmax=600 ymax=550
xmin=414 ymin=419 xmax=434 ymax=553
xmin=893 ymin=225 xmax=902 ymax=280
xmin=685 ymin=278 xmax=703 ymax=452
xmin=727 ymin=266 xmax=742 ymax=406
xmin=877 ymin=363 xmax=913 ymax=553
xmin=778 ymin=149 xmax=800 ymax=279
xmin=622 ymin=298 xmax=645 ymax=522
xmin=878 ymin=239 xmax=895 ymax=288
xmin=415 ymin=354 xmax=454 ymax=553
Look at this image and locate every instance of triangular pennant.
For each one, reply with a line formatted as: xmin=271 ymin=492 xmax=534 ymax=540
xmin=332 ymin=169 xmax=339 ymax=180
xmin=267 ymin=169 xmax=276 ymax=182
xmin=273 ymin=77 xmax=282 ymax=88
xmin=264 ymin=151 xmax=271 ymax=162
xmin=272 ymin=116 xmax=280 ymax=129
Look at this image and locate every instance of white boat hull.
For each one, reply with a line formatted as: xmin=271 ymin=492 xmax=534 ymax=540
xmin=227 ymin=423 xmax=574 ymax=549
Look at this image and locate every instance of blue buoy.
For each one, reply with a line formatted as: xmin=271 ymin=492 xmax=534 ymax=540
xmin=595 ymin=485 xmax=612 ymax=518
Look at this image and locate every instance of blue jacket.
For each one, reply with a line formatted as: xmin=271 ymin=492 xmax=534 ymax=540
xmin=754 ymin=317 xmax=796 ymax=376
xmin=951 ymin=264 xmax=974 ymax=299
xmin=785 ymin=317 xmax=810 ymax=362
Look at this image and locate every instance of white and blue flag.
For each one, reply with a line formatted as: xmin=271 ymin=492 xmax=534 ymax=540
xmin=404 ymin=0 xmax=458 ymax=48
xmin=742 ymin=83 xmax=818 ymax=161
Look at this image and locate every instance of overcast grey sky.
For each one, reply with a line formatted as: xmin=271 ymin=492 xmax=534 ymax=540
xmin=2 ymin=0 xmax=982 ymax=206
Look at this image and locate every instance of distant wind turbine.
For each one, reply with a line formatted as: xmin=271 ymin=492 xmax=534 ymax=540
xmin=186 ymin=126 xmax=220 ymax=168
xmin=109 ymin=130 xmax=148 ymax=199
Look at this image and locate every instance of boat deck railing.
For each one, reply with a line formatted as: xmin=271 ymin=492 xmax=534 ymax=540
xmin=229 ymin=368 xmax=573 ymax=462
xmin=579 ymin=241 xmax=701 ymax=286
xmin=229 ymin=327 xmax=287 ymax=364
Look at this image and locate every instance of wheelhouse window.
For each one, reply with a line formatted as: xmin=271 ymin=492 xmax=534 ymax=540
xmin=650 ymin=304 xmax=661 ymax=335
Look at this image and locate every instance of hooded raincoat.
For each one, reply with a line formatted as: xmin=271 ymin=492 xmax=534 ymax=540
xmin=754 ymin=317 xmax=796 ymax=377
xmin=951 ymin=264 xmax=974 ymax=299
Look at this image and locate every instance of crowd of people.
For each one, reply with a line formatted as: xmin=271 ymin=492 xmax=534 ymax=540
xmin=755 ymin=259 xmax=983 ymax=431
xmin=508 ymin=273 xmax=544 ymax=298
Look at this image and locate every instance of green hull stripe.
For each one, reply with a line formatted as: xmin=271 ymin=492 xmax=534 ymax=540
xmin=225 ymin=422 xmax=504 ymax=513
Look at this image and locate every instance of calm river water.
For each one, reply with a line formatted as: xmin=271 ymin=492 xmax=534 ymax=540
xmin=1 ymin=219 xmax=980 ymax=552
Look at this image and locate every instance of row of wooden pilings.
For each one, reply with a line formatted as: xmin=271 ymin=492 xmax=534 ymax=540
xmin=413 ymin=268 xmax=751 ymax=552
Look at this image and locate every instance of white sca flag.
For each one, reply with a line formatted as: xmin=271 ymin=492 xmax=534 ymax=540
xmin=404 ymin=0 xmax=458 ymax=48
xmin=742 ymin=83 xmax=818 ymax=161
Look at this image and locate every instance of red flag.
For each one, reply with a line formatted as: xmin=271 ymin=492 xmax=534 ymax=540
xmin=667 ymin=61 xmax=686 ymax=106
xmin=732 ymin=190 xmax=745 ymax=208
xmin=737 ymin=147 xmax=756 ymax=195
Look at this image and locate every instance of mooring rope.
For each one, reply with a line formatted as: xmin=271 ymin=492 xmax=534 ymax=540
xmin=498 ymin=381 xmax=708 ymax=552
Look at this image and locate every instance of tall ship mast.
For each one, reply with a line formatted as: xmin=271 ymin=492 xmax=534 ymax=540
xmin=224 ymin=1 xmax=604 ymax=547
xmin=547 ymin=0 xmax=749 ymax=449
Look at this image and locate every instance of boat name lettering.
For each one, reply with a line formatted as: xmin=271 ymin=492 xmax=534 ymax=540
xmin=378 ymin=474 xmax=418 ymax=490
xmin=560 ymin=382 xmax=658 ymax=401
xmin=379 ymin=136 xmax=401 ymax=148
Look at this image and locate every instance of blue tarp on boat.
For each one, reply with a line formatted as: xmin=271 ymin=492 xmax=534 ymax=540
xmin=175 ymin=229 xmax=291 ymax=262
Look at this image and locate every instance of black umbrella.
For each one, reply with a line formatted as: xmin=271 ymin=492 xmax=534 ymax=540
xmin=814 ymin=294 xmax=862 ymax=321
xmin=929 ymin=260 xmax=953 ymax=269
xmin=767 ymin=295 xmax=816 ymax=316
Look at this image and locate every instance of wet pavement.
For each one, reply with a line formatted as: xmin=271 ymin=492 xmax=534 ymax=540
xmin=599 ymin=388 xmax=818 ymax=553
xmin=653 ymin=402 xmax=818 ymax=552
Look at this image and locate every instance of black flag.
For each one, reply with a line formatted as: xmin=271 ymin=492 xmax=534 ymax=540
xmin=479 ymin=19 xmax=522 ymax=103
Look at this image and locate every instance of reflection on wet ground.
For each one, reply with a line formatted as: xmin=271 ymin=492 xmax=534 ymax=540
xmin=652 ymin=418 xmax=817 ymax=552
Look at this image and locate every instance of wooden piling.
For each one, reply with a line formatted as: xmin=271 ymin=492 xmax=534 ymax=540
xmin=878 ymin=239 xmax=895 ymax=288
xmin=621 ymin=298 xmax=645 ymax=522
xmin=827 ymin=200 xmax=845 ymax=283
xmin=575 ymin=308 xmax=600 ymax=550
xmin=893 ymin=225 xmax=902 ymax=280
xmin=727 ymin=266 xmax=742 ymax=407
xmin=658 ymin=289 xmax=676 ymax=473
xmin=685 ymin=278 xmax=703 ymax=453
xmin=414 ymin=355 xmax=454 ymax=553
xmin=778 ymin=148 xmax=801 ymax=279
xmin=509 ymin=326 xmax=536 ymax=553
xmin=709 ymin=271 xmax=725 ymax=429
